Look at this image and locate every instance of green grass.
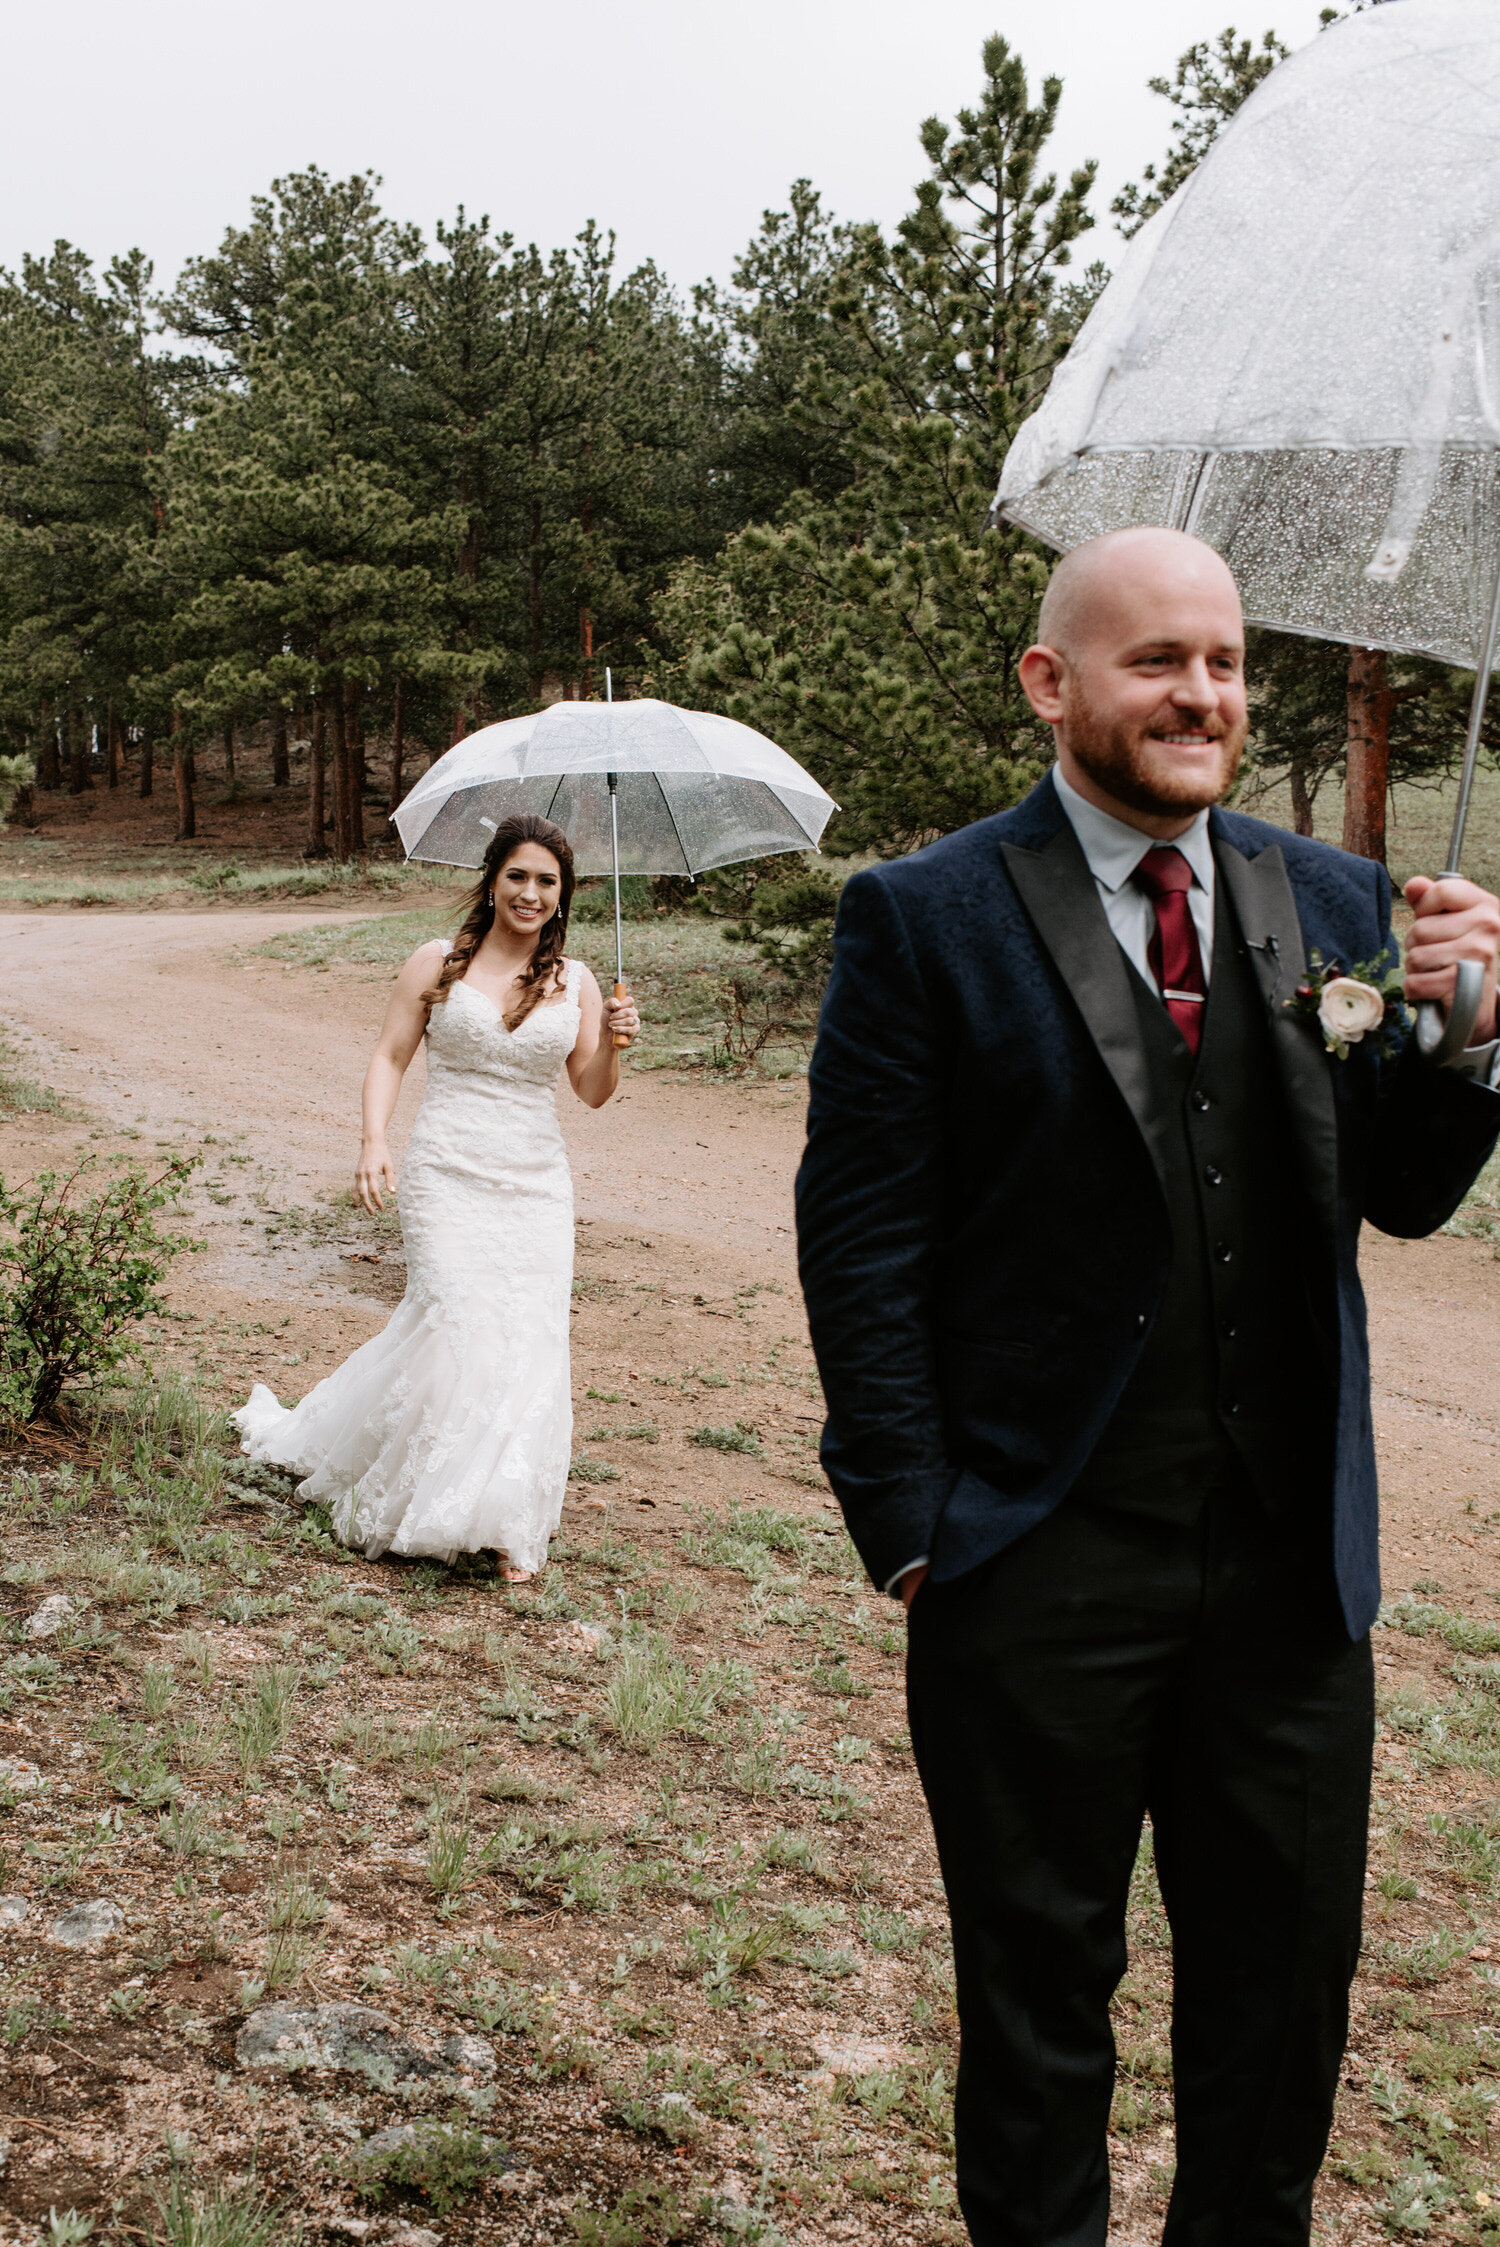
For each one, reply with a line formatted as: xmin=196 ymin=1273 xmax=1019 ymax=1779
xmin=1446 ymin=1146 xmax=1500 ymax=1244
xmin=1240 ymin=762 xmax=1500 ymax=898
xmin=249 ymin=906 xmax=775 ymax=1071
xmin=0 ymin=1034 xmax=62 ymax=1114
xmin=0 ymin=857 xmax=465 ymax=910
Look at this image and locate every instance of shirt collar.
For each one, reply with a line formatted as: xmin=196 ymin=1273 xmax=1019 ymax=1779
xmin=1052 ymin=764 xmax=1214 ymax=897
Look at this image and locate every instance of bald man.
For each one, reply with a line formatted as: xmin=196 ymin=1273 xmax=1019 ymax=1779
xmin=796 ymin=528 xmax=1500 ymax=2246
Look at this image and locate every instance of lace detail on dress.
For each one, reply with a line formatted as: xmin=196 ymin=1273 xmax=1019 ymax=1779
xmin=234 ymin=956 xmax=583 ymax=1569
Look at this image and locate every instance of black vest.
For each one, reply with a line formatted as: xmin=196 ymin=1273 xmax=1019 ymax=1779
xmin=1073 ymin=866 xmax=1332 ymax=1516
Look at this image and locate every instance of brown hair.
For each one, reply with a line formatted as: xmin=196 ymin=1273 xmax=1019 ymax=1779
xmin=421 ymin=814 xmax=575 ymax=1030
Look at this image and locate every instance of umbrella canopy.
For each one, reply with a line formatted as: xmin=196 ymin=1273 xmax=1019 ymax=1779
xmin=995 ymin=0 xmax=1500 ymax=669
xmin=392 ymin=697 xmax=836 ymax=875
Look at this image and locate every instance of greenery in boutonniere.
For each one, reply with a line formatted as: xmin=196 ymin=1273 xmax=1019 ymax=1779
xmin=1285 ymin=946 xmax=1409 ymax=1061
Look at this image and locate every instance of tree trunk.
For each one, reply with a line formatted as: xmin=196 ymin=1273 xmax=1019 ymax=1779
xmin=1342 ymin=645 xmax=1391 ymax=863
xmin=528 ymin=485 xmax=543 ymax=698
xmin=107 ymin=701 xmax=122 ymax=789
xmin=580 ymin=605 xmax=594 ymax=700
xmin=172 ymin=711 xmax=195 ymax=841
xmin=388 ymin=676 xmax=405 ymax=812
xmin=139 ymin=729 xmax=154 ymax=799
xmin=306 ymin=704 xmax=328 ymax=857
xmin=37 ymin=701 xmax=59 ymax=790
xmin=345 ymin=677 xmax=365 ymax=852
xmin=330 ymin=687 xmax=351 ymax=861
xmin=223 ymin=722 xmax=236 ymax=785
xmin=1289 ymin=747 xmax=1315 ymax=838
xmin=272 ymin=713 xmax=290 ymax=788
xmin=68 ymin=708 xmax=91 ymax=794
xmin=450 ymin=704 xmax=468 ymax=747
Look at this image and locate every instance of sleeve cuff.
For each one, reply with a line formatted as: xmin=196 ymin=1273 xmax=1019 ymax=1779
xmin=883 ymin=1555 xmax=930 ymax=1597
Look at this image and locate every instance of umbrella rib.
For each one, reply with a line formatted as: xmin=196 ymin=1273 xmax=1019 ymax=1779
xmin=653 ymin=772 xmax=696 ymax=878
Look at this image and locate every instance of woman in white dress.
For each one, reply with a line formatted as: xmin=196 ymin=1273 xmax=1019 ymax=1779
xmin=234 ymin=814 xmax=638 ymax=1582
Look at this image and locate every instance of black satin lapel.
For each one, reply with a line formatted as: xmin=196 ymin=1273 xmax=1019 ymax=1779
xmin=1215 ymin=840 xmax=1340 ymax=1220
xmin=1000 ymin=828 xmax=1171 ymax=1194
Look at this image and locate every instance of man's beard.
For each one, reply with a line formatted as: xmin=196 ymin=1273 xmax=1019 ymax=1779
xmin=1065 ymin=702 xmax=1245 ymax=816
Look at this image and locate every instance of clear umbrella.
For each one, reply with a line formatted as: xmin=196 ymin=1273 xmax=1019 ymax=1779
xmin=392 ymin=677 xmax=837 ymax=1041
xmin=995 ymin=0 xmax=1500 ymax=1060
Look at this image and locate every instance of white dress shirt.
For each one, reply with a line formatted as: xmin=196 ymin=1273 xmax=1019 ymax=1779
xmin=1053 ymin=765 xmax=1217 ymax=989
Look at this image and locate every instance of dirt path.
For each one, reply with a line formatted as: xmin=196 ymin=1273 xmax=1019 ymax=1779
xmin=2 ymin=907 xmax=1495 ymax=1598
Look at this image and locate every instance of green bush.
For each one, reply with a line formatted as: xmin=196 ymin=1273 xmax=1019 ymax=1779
xmin=0 ymin=752 xmax=33 ymax=828
xmin=0 ymin=1156 xmax=198 ymax=1422
xmin=347 ymin=2117 xmax=509 ymax=2213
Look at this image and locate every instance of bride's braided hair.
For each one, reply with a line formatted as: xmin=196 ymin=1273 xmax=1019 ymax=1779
xmin=421 ymin=814 xmax=576 ymax=1031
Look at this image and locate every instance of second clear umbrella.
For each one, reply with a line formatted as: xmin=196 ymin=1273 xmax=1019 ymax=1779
xmin=392 ymin=677 xmax=837 ymax=1045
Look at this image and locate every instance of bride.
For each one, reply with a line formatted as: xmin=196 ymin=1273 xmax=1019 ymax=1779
xmin=234 ymin=813 xmax=638 ymax=1582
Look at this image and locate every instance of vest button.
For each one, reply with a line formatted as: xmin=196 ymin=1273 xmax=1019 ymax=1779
xmin=1135 ymin=1312 xmax=1148 ymax=1331
xmin=1223 ymin=1399 xmax=1241 ymax=1417
xmin=1222 ymin=1323 xmax=1238 ymax=1341
xmin=1192 ymin=1091 xmax=1212 ymax=1111
xmin=1214 ymin=1243 xmax=1233 ymax=1263
xmin=1204 ymin=1164 xmax=1223 ymax=1186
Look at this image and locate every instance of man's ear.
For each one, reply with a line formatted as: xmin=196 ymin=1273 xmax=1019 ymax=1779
xmin=1018 ymin=643 xmax=1067 ymax=724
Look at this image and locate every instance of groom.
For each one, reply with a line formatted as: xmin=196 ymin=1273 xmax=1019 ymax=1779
xmin=796 ymin=527 xmax=1500 ymax=2245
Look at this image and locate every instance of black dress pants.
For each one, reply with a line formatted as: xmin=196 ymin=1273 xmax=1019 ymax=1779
xmin=906 ymin=1470 xmax=1373 ymax=2247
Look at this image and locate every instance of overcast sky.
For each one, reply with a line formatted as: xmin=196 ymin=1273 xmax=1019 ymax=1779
xmin=5 ymin=0 xmax=1332 ymax=302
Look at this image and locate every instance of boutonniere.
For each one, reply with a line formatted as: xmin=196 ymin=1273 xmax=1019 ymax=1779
xmin=1284 ymin=946 xmax=1408 ymax=1060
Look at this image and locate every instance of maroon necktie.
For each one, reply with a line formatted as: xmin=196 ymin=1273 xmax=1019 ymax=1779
xmin=1134 ymin=845 xmax=1207 ymax=1055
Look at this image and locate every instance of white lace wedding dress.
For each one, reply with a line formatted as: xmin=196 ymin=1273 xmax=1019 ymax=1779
xmin=234 ymin=956 xmax=581 ymax=1570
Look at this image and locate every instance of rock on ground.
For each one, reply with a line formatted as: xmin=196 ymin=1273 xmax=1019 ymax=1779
xmin=25 ymin=1592 xmax=76 ymax=1639
xmin=235 ymin=2001 xmax=493 ymax=2087
xmin=49 ymin=1898 xmax=124 ymax=1950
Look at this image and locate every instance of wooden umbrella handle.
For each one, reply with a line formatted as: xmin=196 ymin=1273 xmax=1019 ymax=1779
xmin=612 ymin=980 xmax=632 ymax=1051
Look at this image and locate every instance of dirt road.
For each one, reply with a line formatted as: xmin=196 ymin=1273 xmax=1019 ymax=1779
xmin=1 ymin=906 xmax=1497 ymax=1592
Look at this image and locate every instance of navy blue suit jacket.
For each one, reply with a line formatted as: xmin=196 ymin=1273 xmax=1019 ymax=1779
xmin=796 ymin=772 xmax=1500 ymax=1638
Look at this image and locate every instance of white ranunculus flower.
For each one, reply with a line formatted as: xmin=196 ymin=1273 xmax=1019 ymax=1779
xmin=1318 ymin=975 xmax=1386 ymax=1043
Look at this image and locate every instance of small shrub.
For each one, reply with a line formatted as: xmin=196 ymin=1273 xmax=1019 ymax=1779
xmin=348 ymin=2117 xmax=509 ymax=2214
xmin=229 ymin=1665 xmax=299 ymax=1774
xmin=144 ymin=2167 xmax=298 ymax=2247
xmin=569 ymin=1456 xmax=623 ymax=1485
xmin=1382 ymin=1927 xmax=1470 ymax=1985
xmin=570 ymin=2182 xmax=692 ymax=2243
xmin=689 ymin=1424 xmax=763 ymax=1458
xmin=1383 ymin=1597 xmax=1500 ymax=1659
xmin=0 ymin=752 xmax=35 ymax=828
xmin=606 ymin=1637 xmax=721 ymax=1751
xmin=0 ymin=1156 xmax=199 ymax=1421
xmin=368 ymin=1616 xmax=423 ymax=1674
xmin=686 ymin=1898 xmax=793 ymax=1990
xmin=1380 ymin=2156 xmax=1451 ymax=2233
xmin=428 ymin=1811 xmax=477 ymax=1899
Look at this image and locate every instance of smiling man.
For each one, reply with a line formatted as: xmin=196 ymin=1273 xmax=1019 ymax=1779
xmin=796 ymin=527 xmax=1500 ymax=2246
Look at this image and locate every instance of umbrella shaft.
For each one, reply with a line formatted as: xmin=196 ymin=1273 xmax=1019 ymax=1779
xmin=608 ymin=773 xmax=623 ymax=985
xmin=1444 ymin=546 xmax=1500 ymax=876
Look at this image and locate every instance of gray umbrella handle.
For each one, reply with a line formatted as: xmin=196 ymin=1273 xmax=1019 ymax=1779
xmin=1414 ymin=963 xmax=1484 ymax=1065
xmin=1411 ymin=545 xmax=1500 ymax=1068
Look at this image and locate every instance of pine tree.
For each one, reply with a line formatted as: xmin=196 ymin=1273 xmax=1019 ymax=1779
xmin=658 ymin=36 xmax=1095 ymax=851
xmin=0 ymin=243 xmax=181 ymax=791
xmin=1111 ymin=28 xmax=1290 ymax=238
